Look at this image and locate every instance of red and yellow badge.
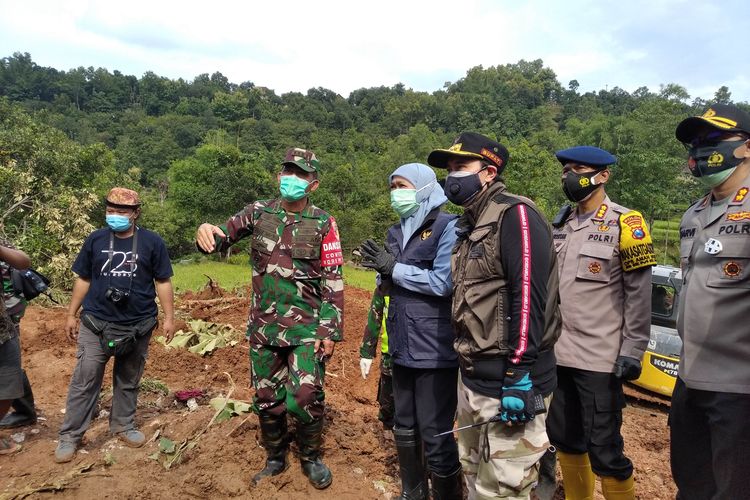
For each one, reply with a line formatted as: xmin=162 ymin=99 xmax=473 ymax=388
xmin=619 ymin=210 xmax=657 ymax=272
xmin=726 ymin=211 xmax=750 ymax=222
xmin=321 ymin=217 xmax=344 ymax=267
xmin=588 ymin=261 xmax=602 ymax=274
xmin=733 ymin=187 xmax=749 ymax=204
xmin=723 ymin=261 xmax=742 ymax=277
xmin=598 ymin=225 xmax=610 ymax=232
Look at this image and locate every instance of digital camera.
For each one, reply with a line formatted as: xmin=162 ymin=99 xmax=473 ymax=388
xmin=105 ymin=287 xmax=130 ymax=305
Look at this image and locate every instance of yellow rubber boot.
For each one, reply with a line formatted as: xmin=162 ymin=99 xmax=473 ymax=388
xmin=557 ymin=451 xmax=595 ymax=500
xmin=600 ymin=475 xmax=635 ymax=500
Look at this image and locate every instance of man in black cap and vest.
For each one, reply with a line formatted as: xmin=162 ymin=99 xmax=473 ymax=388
xmin=672 ymin=104 xmax=750 ymax=499
xmin=546 ymin=146 xmax=655 ymax=500
xmin=428 ymin=132 xmax=561 ymax=499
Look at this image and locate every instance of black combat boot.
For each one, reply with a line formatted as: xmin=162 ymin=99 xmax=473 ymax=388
xmin=296 ymin=417 xmax=333 ymax=489
xmin=0 ymin=371 xmax=37 ymax=429
xmin=431 ymin=466 xmax=464 ymax=500
xmin=251 ymin=412 xmax=289 ymax=485
xmin=534 ymin=449 xmax=558 ymax=500
xmin=394 ymin=427 xmax=428 ymax=500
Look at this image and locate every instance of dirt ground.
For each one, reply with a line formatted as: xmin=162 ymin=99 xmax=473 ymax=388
xmin=0 ymin=285 xmax=676 ymax=499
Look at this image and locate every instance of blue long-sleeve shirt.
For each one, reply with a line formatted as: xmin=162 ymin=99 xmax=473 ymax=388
xmin=390 ymin=218 xmax=457 ymax=297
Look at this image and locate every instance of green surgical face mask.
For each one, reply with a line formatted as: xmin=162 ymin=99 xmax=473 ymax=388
xmin=696 ymin=167 xmax=737 ymax=189
xmin=390 ymin=188 xmax=420 ymax=218
xmin=279 ymin=175 xmax=310 ymax=201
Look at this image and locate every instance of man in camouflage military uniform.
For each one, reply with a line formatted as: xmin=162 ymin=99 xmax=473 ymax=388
xmin=358 ymin=283 xmax=394 ymax=435
xmin=0 ymin=240 xmax=32 ymax=454
xmin=195 ymin=148 xmax=344 ymax=489
xmin=547 ymin=146 xmax=654 ymax=500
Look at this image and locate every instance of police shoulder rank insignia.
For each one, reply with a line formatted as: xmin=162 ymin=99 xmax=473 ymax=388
xmin=321 ymin=216 xmax=344 ymax=267
xmin=731 ymin=187 xmax=749 ymax=204
xmin=420 ymin=229 xmax=433 ymax=241
xmin=618 ymin=211 xmax=656 ymax=272
xmin=594 ymin=203 xmax=608 ymax=220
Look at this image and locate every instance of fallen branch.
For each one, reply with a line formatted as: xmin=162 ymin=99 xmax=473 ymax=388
xmin=6 ymin=462 xmax=97 ymax=499
xmin=226 ymin=413 xmax=253 ymax=437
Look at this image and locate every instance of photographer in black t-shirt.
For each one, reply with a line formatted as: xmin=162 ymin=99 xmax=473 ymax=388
xmin=55 ymin=188 xmax=175 ymax=463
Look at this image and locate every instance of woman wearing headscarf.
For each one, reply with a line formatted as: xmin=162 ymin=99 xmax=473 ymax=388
xmin=360 ymin=163 xmax=462 ymax=499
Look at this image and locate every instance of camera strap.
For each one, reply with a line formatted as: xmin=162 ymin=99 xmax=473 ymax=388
xmin=107 ymin=227 xmax=139 ymax=293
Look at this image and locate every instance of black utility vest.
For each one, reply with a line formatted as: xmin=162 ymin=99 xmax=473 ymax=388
xmin=385 ymin=209 xmax=458 ymax=369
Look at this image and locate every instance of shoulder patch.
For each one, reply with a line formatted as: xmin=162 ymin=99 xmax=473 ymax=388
xmin=321 ymin=216 xmax=344 ymax=267
xmin=618 ymin=211 xmax=656 ymax=272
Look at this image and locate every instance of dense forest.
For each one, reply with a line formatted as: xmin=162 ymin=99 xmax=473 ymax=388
xmin=2 ymin=52 xmax=744 ymax=287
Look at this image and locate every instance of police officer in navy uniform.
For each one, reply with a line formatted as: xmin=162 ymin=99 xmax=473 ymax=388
xmin=546 ymin=146 xmax=654 ymax=500
xmin=672 ymin=104 xmax=750 ymax=499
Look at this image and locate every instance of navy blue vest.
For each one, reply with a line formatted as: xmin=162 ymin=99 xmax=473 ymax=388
xmin=385 ymin=209 xmax=458 ymax=369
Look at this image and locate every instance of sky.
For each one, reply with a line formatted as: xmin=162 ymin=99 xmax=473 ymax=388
xmin=0 ymin=0 xmax=746 ymax=102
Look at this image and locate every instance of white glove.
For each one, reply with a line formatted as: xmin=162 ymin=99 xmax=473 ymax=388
xmin=360 ymin=358 xmax=373 ymax=379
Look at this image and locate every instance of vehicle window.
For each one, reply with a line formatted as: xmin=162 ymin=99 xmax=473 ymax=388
xmin=651 ymin=284 xmax=675 ymax=317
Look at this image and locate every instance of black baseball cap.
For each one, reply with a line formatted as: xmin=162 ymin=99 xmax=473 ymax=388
xmin=428 ymin=132 xmax=510 ymax=173
xmin=675 ymin=104 xmax=750 ymax=143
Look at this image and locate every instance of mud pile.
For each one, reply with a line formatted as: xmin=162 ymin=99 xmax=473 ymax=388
xmin=0 ymin=286 xmax=674 ymax=499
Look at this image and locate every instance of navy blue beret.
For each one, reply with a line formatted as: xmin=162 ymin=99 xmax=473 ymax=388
xmin=555 ymin=146 xmax=616 ymax=169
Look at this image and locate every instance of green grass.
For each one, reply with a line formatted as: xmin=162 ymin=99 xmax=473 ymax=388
xmin=171 ymin=260 xmax=252 ymax=293
xmin=139 ymin=377 xmax=170 ymax=395
xmin=172 ymin=260 xmax=376 ymax=293
xmin=343 ymin=265 xmax=377 ymax=291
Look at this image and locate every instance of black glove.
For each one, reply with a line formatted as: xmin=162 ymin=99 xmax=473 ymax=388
xmin=497 ymin=369 xmax=536 ymax=426
xmin=359 ymin=239 xmax=396 ymax=276
xmin=614 ymin=355 xmax=642 ymax=381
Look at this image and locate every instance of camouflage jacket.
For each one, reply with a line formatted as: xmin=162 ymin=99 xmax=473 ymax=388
xmin=359 ymin=284 xmax=389 ymax=359
xmin=1 ymin=238 xmax=27 ymax=323
xmin=0 ymin=238 xmax=16 ymax=344
xmin=215 ymin=199 xmax=344 ymax=346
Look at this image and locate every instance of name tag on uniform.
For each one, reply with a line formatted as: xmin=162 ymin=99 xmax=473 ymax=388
xmin=704 ymin=238 xmax=723 ymax=255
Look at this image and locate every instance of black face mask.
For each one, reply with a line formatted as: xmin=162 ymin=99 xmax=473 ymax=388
xmin=562 ymin=170 xmax=601 ymax=203
xmin=687 ymin=139 xmax=746 ymax=177
xmin=444 ymin=168 xmax=486 ymax=206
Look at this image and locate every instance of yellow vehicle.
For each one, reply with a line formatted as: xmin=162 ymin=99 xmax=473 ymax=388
xmin=632 ymin=265 xmax=682 ymax=397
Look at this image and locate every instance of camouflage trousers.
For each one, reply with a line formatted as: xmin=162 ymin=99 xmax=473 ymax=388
xmin=250 ymin=343 xmax=325 ymax=423
xmin=377 ymin=353 xmax=394 ymax=428
xmin=457 ymin=377 xmax=552 ymax=499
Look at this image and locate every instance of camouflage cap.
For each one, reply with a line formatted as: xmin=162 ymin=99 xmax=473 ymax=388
xmin=105 ymin=187 xmax=141 ymax=208
xmin=282 ymin=147 xmax=320 ymax=172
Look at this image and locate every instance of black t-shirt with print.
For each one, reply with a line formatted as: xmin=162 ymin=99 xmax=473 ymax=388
xmin=72 ymin=227 xmax=173 ymax=324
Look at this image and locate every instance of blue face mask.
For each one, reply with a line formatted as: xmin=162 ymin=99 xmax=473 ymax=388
xmin=106 ymin=214 xmax=132 ymax=232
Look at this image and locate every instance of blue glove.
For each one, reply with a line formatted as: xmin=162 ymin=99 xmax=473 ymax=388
xmin=498 ymin=369 xmax=536 ymax=425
